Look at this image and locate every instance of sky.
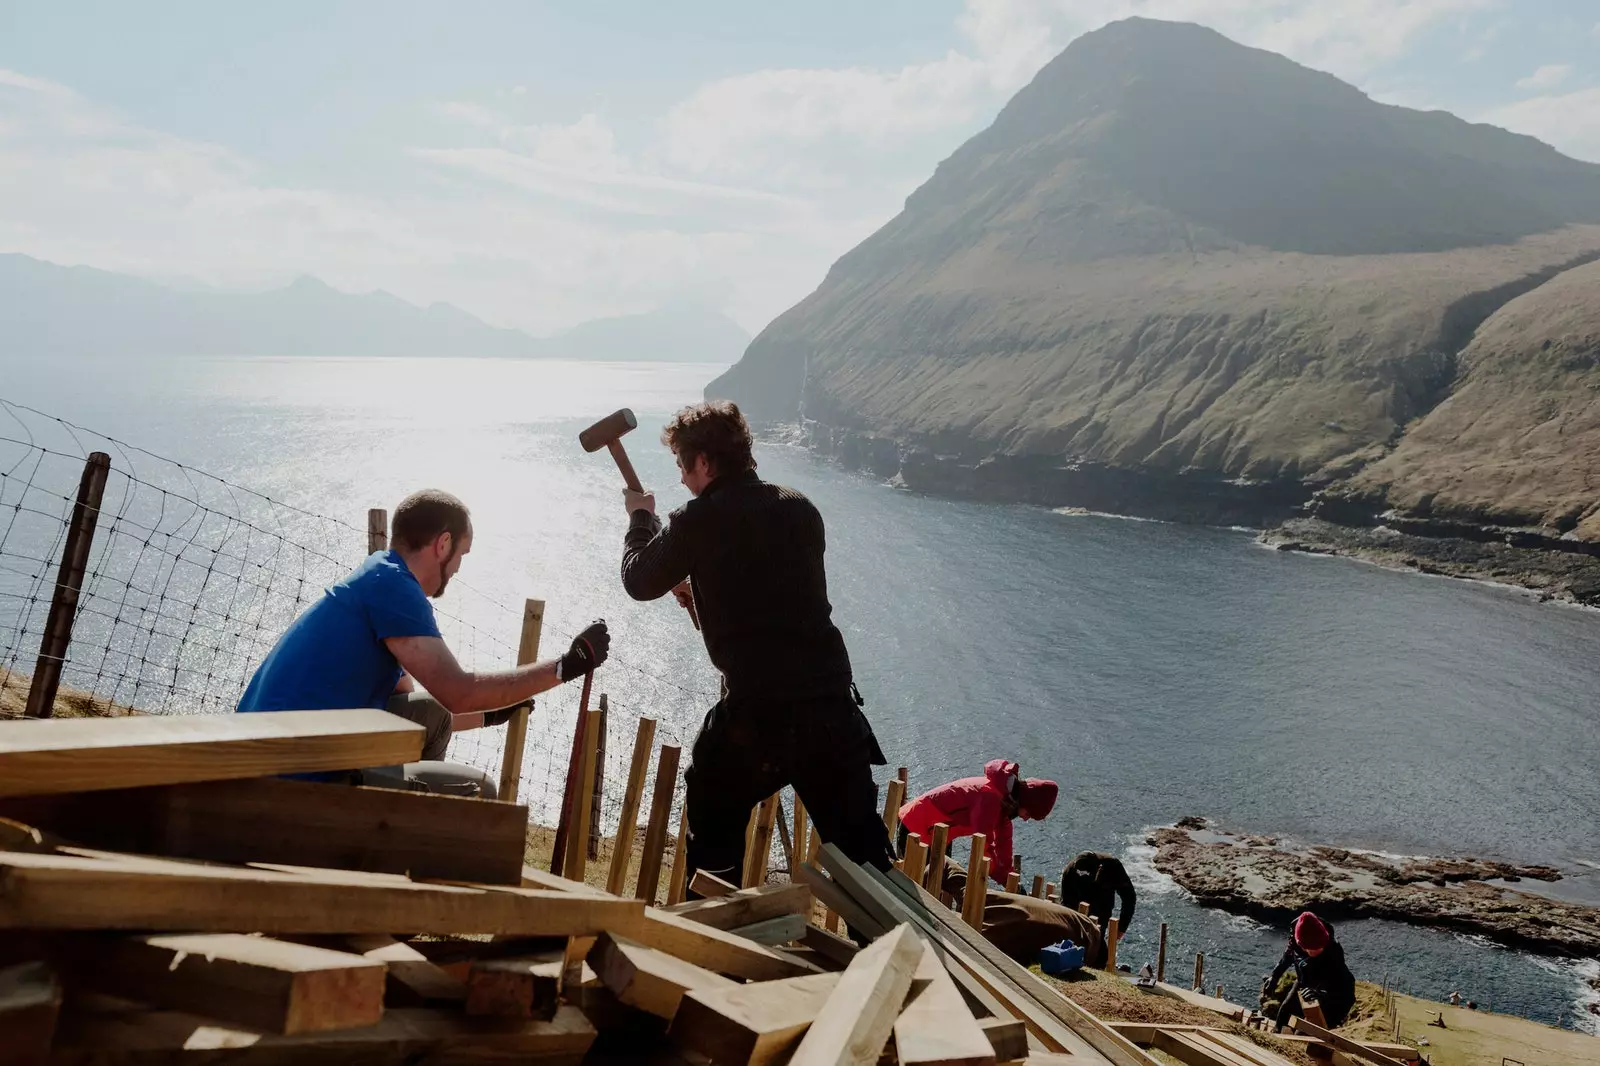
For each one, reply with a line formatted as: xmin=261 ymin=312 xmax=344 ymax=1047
xmin=2 ymin=1 xmax=1599 ymax=336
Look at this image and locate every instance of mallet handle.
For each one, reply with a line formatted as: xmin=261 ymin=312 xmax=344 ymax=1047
xmin=607 ymin=439 xmax=644 ymax=493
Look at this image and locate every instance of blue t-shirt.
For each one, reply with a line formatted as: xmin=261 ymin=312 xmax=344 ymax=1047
xmin=238 ymin=550 xmax=441 ymax=716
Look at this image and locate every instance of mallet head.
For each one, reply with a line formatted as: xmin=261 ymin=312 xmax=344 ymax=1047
xmin=579 ymin=408 xmax=638 ymax=453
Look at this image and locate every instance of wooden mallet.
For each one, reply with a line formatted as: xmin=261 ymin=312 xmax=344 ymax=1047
xmin=581 ymin=408 xmax=701 ymax=631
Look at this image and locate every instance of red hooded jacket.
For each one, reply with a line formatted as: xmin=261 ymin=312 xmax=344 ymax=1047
xmin=898 ymin=759 xmax=1022 ymax=883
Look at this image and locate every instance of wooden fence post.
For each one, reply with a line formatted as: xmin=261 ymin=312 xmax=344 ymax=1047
xmin=666 ymin=806 xmax=690 ymax=905
xmin=25 ymin=452 xmax=110 ymax=719
xmin=743 ymin=792 xmax=780 ymax=888
xmin=792 ymin=794 xmax=808 ymax=870
xmin=881 ymin=778 xmax=905 ymax=837
xmin=366 ymin=508 xmax=387 ymax=553
xmin=1030 ymin=875 xmax=1044 ymax=899
xmin=635 ymin=743 xmax=681 ymax=902
xmin=498 ymin=599 xmax=543 ymax=804
xmin=927 ymin=823 xmax=950 ymax=899
xmin=586 ymin=696 xmax=608 ymax=861
xmin=961 ymin=836 xmax=987 ymax=929
xmin=1157 ymin=922 xmax=1168 ymax=983
xmin=1105 ymin=917 xmax=1120 ymax=971
xmin=562 ymin=707 xmax=603 ymax=880
xmin=548 ymin=669 xmax=592 ymax=874
xmin=604 ymin=715 xmax=657 ymax=896
xmin=1077 ymin=902 xmax=1091 ymax=916
xmin=1193 ymin=952 xmax=1204 ymax=992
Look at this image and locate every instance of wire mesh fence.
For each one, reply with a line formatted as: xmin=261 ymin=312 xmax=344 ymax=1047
xmin=0 ymin=397 xmax=808 ymax=886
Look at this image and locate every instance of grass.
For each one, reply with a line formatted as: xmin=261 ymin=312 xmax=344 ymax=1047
xmin=0 ymin=667 xmax=139 ymax=719
xmin=1343 ymin=983 xmax=1600 ymax=1066
xmin=523 ymin=822 xmax=683 ymax=902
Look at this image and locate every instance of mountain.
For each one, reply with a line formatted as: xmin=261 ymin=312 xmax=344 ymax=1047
xmin=708 ymin=18 xmax=1600 ymax=535
xmin=0 ymin=255 xmax=748 ymax=363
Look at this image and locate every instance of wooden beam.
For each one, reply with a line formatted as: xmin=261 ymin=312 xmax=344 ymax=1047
xmin=562 ymin=708 xmax=603 ymax=881
xmin=466 ymin=948 xmax=563 ymax=1019
xmin=629 ymin=906 xmax=822 ymax=981
xmin=793 ymin=863 xmax=885 ymax=940
xmin=334 ymin=935 xmax=465 ymax=1006
xmin=893 ymin=941 xmax=997 ymax=1066
xmin=1154 ymin=1030 xmax=1262 ymax=1066
xmin=743 ymin=793 xmax=781 ymax=888
xmin=667 ymin=805 xmax=691 ymax=905
xmin=0 ymin=961 xmax=58 ymax=1066
xmin=727 ymin=913 xmax=806 ymax=946
xmin=686 ymin=870 xmax=740 ymax=900
xmin=636 ymin=743 xmax=681 ymax=903
xmin=790 ymin=923 xmax=922 ymax=1066
xmin=1153 ymin=982 xmax=1242 ymax=1021
xmin=2 ymin=775 xmax=528 ymax=885
xmin=979 ymin=1018 xmax=1028 ymax=1061
xmin=1289 ymin=1018 xmax=1410 ymax=1066
xmin=605 ymin=715 xmax=657 ymax=895
xmin=499 ymin=599 xmax=545 ymax=803
xmin=54 ymin=933 xmax=383 ymax=1034
xmin=51 ymin=1003 xmax=596 ymax=1064
xmin=801 ymin=926 xmax=860 ymax=969
xmin=793 ymin=795 xmax=809 ymax=869
xmin=1198 ymin=1029 xmax=1304 ymax=1066
xmin=672 ymin=971 xmax=839 ymax=1066
xmin=589 ymin=932 xmax=736 ymax=1020
xmin=667 ymin=883 xmax=812 ymax=931
xmin=0 ymin=710 xmax=423 ymax=797
xmin=0 ymin=851 xmax=642 ymax=935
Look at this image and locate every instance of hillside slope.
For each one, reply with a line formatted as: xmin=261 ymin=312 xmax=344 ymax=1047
xmin=709 ymin=18 xmax=1600 ymax=531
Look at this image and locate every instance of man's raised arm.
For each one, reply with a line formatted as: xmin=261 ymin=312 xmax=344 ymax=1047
xmin=385 ymin=620 xmax=609 ymax=719
xmin=620 ymin=489 xmax=692 ymax=601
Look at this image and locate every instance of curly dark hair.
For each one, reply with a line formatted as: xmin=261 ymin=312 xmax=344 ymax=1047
xmin=661 ymin=401 xmax=756 ymax=477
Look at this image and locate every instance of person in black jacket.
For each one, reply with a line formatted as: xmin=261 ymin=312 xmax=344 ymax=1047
xmin=1058 ymin=851 xmax=1136 ymax=944
xmin=1264 ymin=911 xmax=1356 ymax=1032
xmin=618 ymin=401 xmax=894 ymax=890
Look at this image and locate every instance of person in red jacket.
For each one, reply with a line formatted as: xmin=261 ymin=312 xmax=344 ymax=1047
xmin=897 ymin=759 xmax=1058 ymax=886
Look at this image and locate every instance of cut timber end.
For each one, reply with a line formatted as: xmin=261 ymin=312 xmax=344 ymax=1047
xmin=789 ymin=924 xmax=922 ymax=1066
xmin=672 ymin=972 xmax=840 ymax=1066
xmin=590 ymin=932 xmax=736 ymax=1020
xmin=893 ymin=940 xmax=996 ymax=1066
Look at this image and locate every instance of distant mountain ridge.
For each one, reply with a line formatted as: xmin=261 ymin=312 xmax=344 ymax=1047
xmin=709 ymin=17 xmax=1600 ymax=541
xmin=0 ymin=255 xmax=749 ymax=363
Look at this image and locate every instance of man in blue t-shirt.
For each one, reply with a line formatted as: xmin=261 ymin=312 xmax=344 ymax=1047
xmin=240 ymin=489 xmax=609 ymax=795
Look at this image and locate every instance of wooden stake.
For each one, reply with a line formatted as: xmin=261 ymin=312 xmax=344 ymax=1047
xmin=586 ymin=697 xmax=608 ymax=862
xmin=792 ymin=794 xmax=808 ymax=869
xmin=688 ymin=870 xmax=740 ymax=900
xmin=1004 ymin=871 xmax=1020 ymax=894
xmin=498 ymin=599 xmax=543 ymax=804
xmin=961 ymin=836 xmax=987 ymax=930
xmin=1157 ymin=922 xmax=1168 ymax=983
xmin=901 ymin=834 xmax=927 ymax=888
xmin=1105 ymin=917 xmax=1119 ymax=971
xmin=880 ymin=779 xmax=905 ymax=836
xmin=1077 ymin=902 xmax=1091 ymax=916
xmin=789 ymin=924 xmax=921 ymax=1066
xmin=926 ymin=823 xmax=950 ymax=895
xmin=1046 ymin=883 xmax=1057 ymax=902
xmin=636 ymin=743 xmax=681 ymax=902
xmin=1031 ymin=875 xmax=1044 ymax=898
xmin=1193 ymin=952 xmax=1204 ymax=992
xmin=744 ymin=793 xmax=781 ymax=888
xmin=667 ymin=806 xmax=691 ymax=906
xmin=605 ymin=716 xmax=657 ymax=896
xmin=366 ymin=508 xmax=388 ymax=553
xmin=25 ymin=452 xmax=110 ymax=719
xmin=562 ymin=707 xmax=603 ymax=881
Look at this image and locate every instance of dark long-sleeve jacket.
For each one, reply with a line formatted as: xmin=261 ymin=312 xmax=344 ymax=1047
xmin=621 ymin=470 xmax=853 ymax=702
xmin=1059 ymin=852 xmax=1136 ymax=933
xmin=1268 ymin=929 xmax=1356 ymax=1025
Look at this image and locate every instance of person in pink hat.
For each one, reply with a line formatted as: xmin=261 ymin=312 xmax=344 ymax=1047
xmin=897 ymin=758 xmax=1059 ymax=886
xmin=1264 ymin=910 xmax=1356 ymax=1032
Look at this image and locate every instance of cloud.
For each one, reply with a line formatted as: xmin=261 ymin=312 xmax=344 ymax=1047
xmin=1515 ymin=64 xmax=1572 ymax=92
xmin=1480 ymin=86 xmax=1600 ymax=164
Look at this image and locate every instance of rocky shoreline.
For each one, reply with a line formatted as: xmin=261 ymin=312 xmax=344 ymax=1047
xmin=1148 ymin=818 xmax=1600 ymax=961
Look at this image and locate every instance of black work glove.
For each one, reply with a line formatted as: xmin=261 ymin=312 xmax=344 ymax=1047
xmin=557 ymin=620 xmax=610 ymax=681
xmin=482 ymin=702 xmax=527 ymax=728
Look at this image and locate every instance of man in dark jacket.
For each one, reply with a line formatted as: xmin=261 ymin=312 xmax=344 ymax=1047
xmin=1264 ymin=911 xmax=1357 ymax=1032
xmin=618 ymin=401 xmax=894 ymax=889
xmin=1058 ymin=851 xmax=1137 ymax=944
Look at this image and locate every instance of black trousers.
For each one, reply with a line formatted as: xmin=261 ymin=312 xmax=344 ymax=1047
xmin=684 ymin=692 xmax=893 ymax=892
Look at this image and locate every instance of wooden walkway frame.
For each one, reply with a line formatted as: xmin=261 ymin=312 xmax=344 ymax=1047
xmin=497 ymin=599 xmax=544 ymax=803
xmin=636 ymin=743 xmax=681 ymax=902
xmin=605 ymin=716 xmax=657 ymax=895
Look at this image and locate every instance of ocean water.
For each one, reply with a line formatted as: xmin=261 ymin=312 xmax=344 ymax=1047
xmin=2 ymin=353 xmax=1597 ymax=1033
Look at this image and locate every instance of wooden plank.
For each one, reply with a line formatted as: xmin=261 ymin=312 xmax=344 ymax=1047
xmin=979 ymin=1018 xmax=1029 ymax=1061
xmin=1289 ymin=1018 xmax=1409 ymax=1066
xmin=801 ymin=925 xmax=860 ymax=969
xmin=667 ymin=805 xmax=691 ymax=905
xmin=55 ymin=933 xmax=383 ymax=1035
xmin=669 ymin=882 xmax=812 ymax=931
xmin=728 ymin=913 xmax=806 ymax=946
xmin=589 ymin=932 xmax=737 ymax=1020
xmin=0 ymin=851 xmax=642 ymax=935
xmin=894 ymin=940 xmax=997 ymax=1066
xmin=334 ymin=934 xmax=465 ymax=1006
xmin=637 ymin=743 xmax=681 ymax=902
xmin=790 ymin=923 xmax=922 ymax=1066
xmin=672 ymin=971 xmax=839 ymax=1066
xmin=794 ymin=863 xmax=885 ymax=940
xmin=1199 ymin=1030 xmax=1304 ymax=1066
xmin=51 ymin=1003 xmax=596 ymax=1064
xmin=1 ymin=775 xmax=528 ymax=885
xmin=562 ymin=707 xmax=603 ymax=881
xmin=630 ymin=905 xmax=823 ymax=981
xmin=1155 ymin=1030 xmax=1262 ymax=1066
xmin=793 ymin=795 xmax=809 ymax=868
xmin=1154 ymin=982 xmax=1244 ymax=1021
xmin=605 ymin=715 xmax=658 ymax=895
xmin=466 ymin=948 xmax=563 ymax=1019
xmin=499 ymin=598 xmax=545 ymax=803
xmin=743 ymin=792 xmax=781 ymax=888
xmin=686 ymin=869 xmax=740 ymax=900
xmin=0 ymin=961 xmax=58 ymax=1066
xmin=884 ymin=867 xmax=1157 ymax=1066
xmin=0 ymin=710 xmax=423 ymax=797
